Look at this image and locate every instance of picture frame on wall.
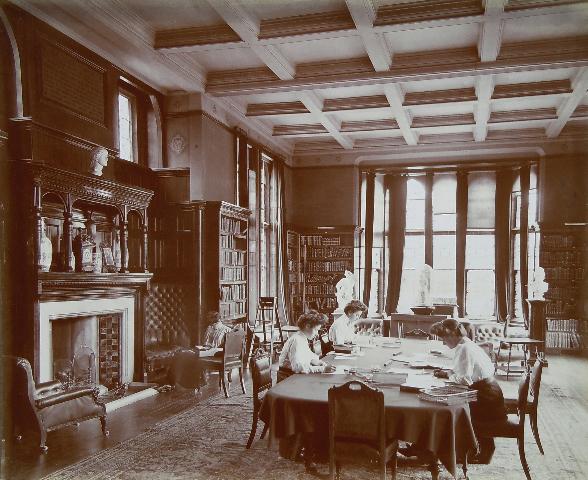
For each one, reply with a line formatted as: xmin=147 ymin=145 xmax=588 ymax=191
xmin=100 ymin=243 xmax=117 ymax=273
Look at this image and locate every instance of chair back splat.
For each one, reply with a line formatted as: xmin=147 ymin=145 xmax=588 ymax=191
xmin=328 ymin=380 xmax=398 ymax=480
xmin=246 ymin=348 xmax=272 ymax=448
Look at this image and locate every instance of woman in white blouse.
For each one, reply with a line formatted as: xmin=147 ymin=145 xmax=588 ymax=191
xmin=430 ymin=318 xmax=507 ymax=464
xmin=328 ymin=300 xmax=367 ymax=345
xmin=278 ymin=310 xmax=335 ymax=381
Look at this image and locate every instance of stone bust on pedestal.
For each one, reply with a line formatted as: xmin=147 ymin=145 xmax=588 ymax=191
xmin=89 ymin=147 xmax=109 ymax=176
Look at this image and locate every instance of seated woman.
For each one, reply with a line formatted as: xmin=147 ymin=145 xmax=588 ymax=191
xmin=328 ymin=300 xmax=367 ymax=345
xmin=278 ymin=310 xmax=335 ymax=474
xmin=278 ymin=310 xmax=335 ymax=381
xmin=202 ymin=311 xmax=232 ymax=349
xmin=430 ymin=318 xmax=507 ymax=464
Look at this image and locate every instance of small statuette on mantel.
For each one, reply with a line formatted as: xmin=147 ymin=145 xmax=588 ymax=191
xmin=39 ymin=219 xmax=53 ymax=272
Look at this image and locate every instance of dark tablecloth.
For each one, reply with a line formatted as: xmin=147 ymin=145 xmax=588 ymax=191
xmin=260 ymin=341 xmax=478 ymax=478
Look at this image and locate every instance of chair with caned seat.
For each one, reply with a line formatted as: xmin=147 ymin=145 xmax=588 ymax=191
xmin=328 ymin=380 xmax=398 ymax=480
xmin=199 ymin=329 xmax=246 ymax=397
xmin=504 ymin=358 xmax=545 ymax=454
xmin=473 ymin=371 xmax=532 ymax=480
xmin=246 ymin=348 xmax=272 ymax=448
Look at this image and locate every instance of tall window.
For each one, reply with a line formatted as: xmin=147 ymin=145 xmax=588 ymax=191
xmin=397 ymin=177 xmax=425 ymax=313
xmin=118 ymin=92 xmax=136 ymax=162
xmin=465 ymin=172 xmax=496 ymax=318
xmin=432 ymin=173 xmax=457 ymax=301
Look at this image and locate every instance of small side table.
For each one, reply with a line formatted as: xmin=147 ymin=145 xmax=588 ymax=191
xmin=496 ymin=337 xmax=544 ymax=380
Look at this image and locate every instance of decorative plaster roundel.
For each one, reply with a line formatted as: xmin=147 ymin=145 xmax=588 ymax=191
xmin=170 ymin=134 xmax=186 ymax=154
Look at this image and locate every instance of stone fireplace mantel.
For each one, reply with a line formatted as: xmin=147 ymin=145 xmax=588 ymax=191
xmin=34 ymin=272 xmax=152 ymax=382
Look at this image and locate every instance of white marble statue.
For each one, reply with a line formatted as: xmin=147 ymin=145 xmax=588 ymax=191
xmin=414 ymin=263 xmax=433 ymax=306
xmin=335 ymin=270 xmax=356 ymax=311
xmin=530 ymin=266 xmax=549 ymax=300
xmin=89 ymin=147 xmax=109 ymax=176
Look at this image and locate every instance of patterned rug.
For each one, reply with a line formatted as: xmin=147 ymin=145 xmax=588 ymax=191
xmin=42 ymin=378 xmax=588 ymax=480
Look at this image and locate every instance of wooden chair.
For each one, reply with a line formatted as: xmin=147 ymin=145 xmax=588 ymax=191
xmin=473 ymin=371 xmax=532 ymax=480
xmin=199 ymin=329 xmax=246 ymax=398
xmin=328 ymin=380 xmax=398 ymax=480
xmin=504 ymin=358 xmax=545 ymax=454
xmin=246 ymin=349 xmax=272 ymax=448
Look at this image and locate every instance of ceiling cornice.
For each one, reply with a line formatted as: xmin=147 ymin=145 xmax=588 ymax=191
xmin=155 ymin=24 xmax=242 ymax=50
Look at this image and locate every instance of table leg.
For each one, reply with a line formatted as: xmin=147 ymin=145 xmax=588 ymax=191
xmin=507 ymin=344 xmax=513 ymax=380
xmin=428 ymin=461 xmax=440 ymax=480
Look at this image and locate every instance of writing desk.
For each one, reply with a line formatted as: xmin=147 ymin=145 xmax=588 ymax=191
xmin=260 ymin=340 xmax=477 ymax=478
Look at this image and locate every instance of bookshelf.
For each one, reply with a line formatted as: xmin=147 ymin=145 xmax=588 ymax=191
xmin=198 ymin=201 xmax=250 ymax=331
xmin=297 ymin=226 xmax=359 ymax=316
xmin=287 ymin=229 xmax=303 ymax=322
xmin=540 ymin=225 xmax=587 ymax=353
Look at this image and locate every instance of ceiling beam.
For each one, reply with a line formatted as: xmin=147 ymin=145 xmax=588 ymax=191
xmin=205 ymin=0 xmax=295 ymax=80
xmin=546 ymin=67 xmax=588 ymax=137
xmin=299 ymin=92 xmax=354 ymax=149
xmin=206 ymin=36 xmax=588 ymax=95
xmin=384 ymin=85 xmax=418 ymax=145
xmin=478 ymin=0 xmax=507 ymax=61
xmin=345 ymin=0 xmax=391 ymax=72
xmin=474 ymin=75 xmax=495 ymax=141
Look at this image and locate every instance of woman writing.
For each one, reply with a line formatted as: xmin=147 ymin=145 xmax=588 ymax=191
xmin=430 ymin=318 xmax=507 ymax=463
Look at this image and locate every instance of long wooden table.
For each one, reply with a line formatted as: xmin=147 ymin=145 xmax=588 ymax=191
xmin=259 ymin=338 xmax=478 ymax=478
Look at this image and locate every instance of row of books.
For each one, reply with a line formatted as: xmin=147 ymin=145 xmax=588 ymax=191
xmin=547 ymin=318 xmax=583 ymax=332
xmin=221 ymin=266 xmax=246 ymax=281
xmin=546 ymin=299 xmax=577 ymax=316
xmin=221 ymin=235 xmax=238 ymax=249
xmin=306 ymin=247 xmax=353 ymax=258
xmin=287 ymin=260 xmax=300 ymax=271
xmin=303 ymin=235 xmax=341 ymax=246
xmin=219 ymin=301 xmax=246 ymax=318
xmin=306 ymin=261 xmax=351 ymax=272
xmin=220 ymin=284 xmax=246 ymax=302
xmin=540 ymin=250 xmax=582 ymax=267
xmin=305 ymin=284 xmax=336 ymax=295
xmin=546 ymin=331 xmax=584 ymax=350
xmin=544 ymin=266 xmax=585 ymax=281
xmin=221 ymin=249 xmax=245 ymax=265
xmin=309 ymin=297 xmax=338 ymax=310
xmin=220 ymin=217 xmax=245 ymax=236
xmin=542 ymin=234 xmax=578 ymax=249
xmin=544 ymin=285 xmax=579 ymax=301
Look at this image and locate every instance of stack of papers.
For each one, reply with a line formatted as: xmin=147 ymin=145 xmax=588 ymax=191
xmin=418 ymin=385 xmax=478 ymax=405
xmin=401 ymin=374 xmax=445 ymax=391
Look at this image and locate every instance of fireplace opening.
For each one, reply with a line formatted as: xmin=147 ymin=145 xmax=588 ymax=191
xmin=51 ymin=313 xmax=123 ymax=389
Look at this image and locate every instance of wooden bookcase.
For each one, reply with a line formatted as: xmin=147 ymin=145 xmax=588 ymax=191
xmin=287 ymin=229 xmax=303 ymax=322
xmin=540 ymin=225 xmax=587 ymax=353
xmin=198 ymin=201 xmax=250 ymax=331
xmin=289 ymin=226 xmax=359 ymax=317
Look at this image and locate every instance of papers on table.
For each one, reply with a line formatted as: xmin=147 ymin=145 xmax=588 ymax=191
xmin=193 ymin=346 xmax=221 ymax=357
xmin=387 ymin=353 xmax=450 ymax=370
xmin=322 ymin=365 xmax=351 ymax=374
xmin=401 ymin=374 xmax=446 ymax=391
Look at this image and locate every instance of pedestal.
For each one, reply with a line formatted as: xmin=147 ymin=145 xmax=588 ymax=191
xmin=526 ymin=298 xmax=548 ymax=365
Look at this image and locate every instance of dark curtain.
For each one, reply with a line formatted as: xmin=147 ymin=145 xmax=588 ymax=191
xmin=235 ymin=131 xmax=249 ymax=208
xmin=520 ymin=165 xmax=530 ymax=327
xmin=362 ymin=172 xmax=376 ymax=307
xmin=494 ymin=169 xmax=514 ymax=322
xmin=275 ymin=160 xmax=291 ymax=325
xmin=456 ymin=171 xmax=468 ymax=318
xmin=385 ymin=175 xmax=407 ymax=314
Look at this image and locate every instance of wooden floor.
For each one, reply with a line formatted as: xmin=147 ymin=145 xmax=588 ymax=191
xmin=2 ymin=355 xmax=588 ymax=480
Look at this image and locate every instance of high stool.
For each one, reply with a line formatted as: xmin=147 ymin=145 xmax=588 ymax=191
xmin=247 ymin=297 xmax=284 ymax=363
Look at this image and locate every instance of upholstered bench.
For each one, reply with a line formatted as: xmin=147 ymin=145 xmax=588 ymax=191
xmin=353 ymin=318 xmax=388 ymax=337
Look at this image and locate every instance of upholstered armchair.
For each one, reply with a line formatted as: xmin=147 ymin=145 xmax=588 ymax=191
xmin=4 ymin=355 xmax=107 ymax=452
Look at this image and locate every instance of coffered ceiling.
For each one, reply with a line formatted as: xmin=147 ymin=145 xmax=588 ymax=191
xmin=11 ymin=0 xmax=588 ymax=166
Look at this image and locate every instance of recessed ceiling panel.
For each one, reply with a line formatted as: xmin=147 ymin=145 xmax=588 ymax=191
xmin=279 ymin=36 xmax=366 ymax=64
xmin=263 ymin=114 xmax=317 ymax=126
xmin=238 ymin=92 xmax=304 ymax=104
xmin=350 ymin=130 xmax=404 ymax=140
xmin=402 ymin=77 xmax=476 ymax=93
xmin=502 ymin=12 xmax=588 ymax=44
xmin=416 ymin=124 xmax=473 ymax=136
xmin=315 ymin=84 xmax=385 ymax=99
xmin=125 ymin=0 xmax=224 ymax=30
xmin=488 ymin=120 xmax=552 ymax=131
xmin=335 ymin=109 xmax=394 ymax=122
xmin=491 ymin=95 xmax=564 ymax=112
xmin=383 ymin=23 xmax=479 ymax=54
xmin=242 ymin=0 xmax=347 ymax=21
xmin=493 ymin=68 xmax=577 ymax=86
xmin=178 ymin=48 xmax=265 ymax=71
xmin=408 ymin=102 xmax=474 ymax=117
